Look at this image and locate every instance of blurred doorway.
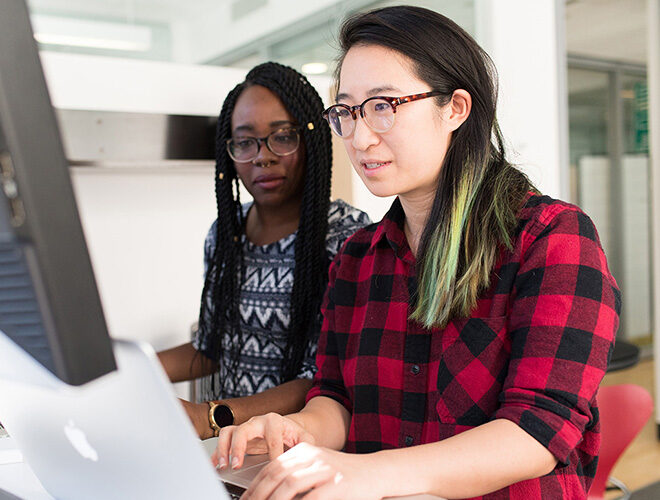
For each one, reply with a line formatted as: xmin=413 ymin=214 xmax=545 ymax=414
xmin=568 ymin=57 xmax=650 ymax=346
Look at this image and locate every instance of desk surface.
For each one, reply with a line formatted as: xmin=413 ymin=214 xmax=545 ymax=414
xmin=0 ymin=437 xmax=442 ymax=500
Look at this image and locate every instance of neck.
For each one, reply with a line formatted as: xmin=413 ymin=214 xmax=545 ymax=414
xmin=399 ymin=189 xmax=436 ymax=256
xmin=246 ymin=198 xmax=301 ymax=246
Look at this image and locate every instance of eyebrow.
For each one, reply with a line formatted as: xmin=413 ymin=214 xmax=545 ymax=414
xmin=336 ymin=85 xmax=403 ymax=103
xmin=233 ymin=120 xmax=296 ymax=134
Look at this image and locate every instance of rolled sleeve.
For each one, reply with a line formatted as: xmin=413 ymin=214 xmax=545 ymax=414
xmin=494 ymin=207 xmax=620 ymax=464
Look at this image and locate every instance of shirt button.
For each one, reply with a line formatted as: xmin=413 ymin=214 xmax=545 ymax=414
xmin=411 ymin=364 xmax=420 ymax=375
xmin=405 ymin=435 xmax=414 ymax=446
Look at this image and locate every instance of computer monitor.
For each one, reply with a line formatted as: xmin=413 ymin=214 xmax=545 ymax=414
xmin=0 ymin=0 xmax=116 ymax=386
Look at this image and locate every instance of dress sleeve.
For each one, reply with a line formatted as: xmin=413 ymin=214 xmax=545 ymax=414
xmin=296 ymin=317 xmax=320 ymax=380
xmin=493 ymin=206 xmax=620 ymax=464
xmin=325 ymin=202 xmax=371 ymax=260
xmin=192 ymin=220 xmax=218 ymax=357
xmin=305 ymin=252 xmax=352 ymax=411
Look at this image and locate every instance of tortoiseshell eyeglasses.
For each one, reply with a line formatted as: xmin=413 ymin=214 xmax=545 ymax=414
xmin=322 ymin=91 xmax=442 ymax=138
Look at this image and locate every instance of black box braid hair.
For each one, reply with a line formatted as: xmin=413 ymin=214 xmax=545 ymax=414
xmin=196 ymin=62 xmax=332 ymax=398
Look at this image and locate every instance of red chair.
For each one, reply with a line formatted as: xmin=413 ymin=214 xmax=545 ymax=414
xmin=588 ymin=384 xmax=654 ymax=500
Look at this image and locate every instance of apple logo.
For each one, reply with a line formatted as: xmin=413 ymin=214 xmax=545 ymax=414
xmin=64 ymin=420 xmax=98 ymax=462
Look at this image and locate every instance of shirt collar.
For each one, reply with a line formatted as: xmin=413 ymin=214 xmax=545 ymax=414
xmin=369 ymin=198 xmax=415 ymax=263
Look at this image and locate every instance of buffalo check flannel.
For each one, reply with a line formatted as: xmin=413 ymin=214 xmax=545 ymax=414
xmin=307 ymin=194 xmax=621 ymax=499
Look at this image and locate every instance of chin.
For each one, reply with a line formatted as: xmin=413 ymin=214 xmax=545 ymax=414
xmin=361 ymin=180 xmax=399 ymax=199
xmin=254 ymin=190 xmax=299 ymax=208
xmin=252 ymin=195 xmax=284 ymax=207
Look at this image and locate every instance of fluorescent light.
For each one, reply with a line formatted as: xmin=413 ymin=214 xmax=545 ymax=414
xmin=33 ymin=33 xmax=150 ymax=51
xmin=620 ymin=89 xmax=635 ymax=100
xmin=301 ymin=62 xmax=328 ymax=75
xmin=32 ymin=14 xmax=152 ymax=52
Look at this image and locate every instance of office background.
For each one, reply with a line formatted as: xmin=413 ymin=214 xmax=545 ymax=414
xmin=22 ymin=0 xmax=659 ymax=469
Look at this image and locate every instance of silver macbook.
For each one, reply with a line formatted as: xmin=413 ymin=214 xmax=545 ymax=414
xmin=0 ymin=333 xmax=246 ymax=500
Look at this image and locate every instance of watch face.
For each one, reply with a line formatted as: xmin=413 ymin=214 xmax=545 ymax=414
xmin=213 ymin=404 xmax=234 ymax=428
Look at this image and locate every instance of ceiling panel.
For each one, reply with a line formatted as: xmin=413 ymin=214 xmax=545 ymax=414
xmin=566 ymin=0 xmax=646 ymax=64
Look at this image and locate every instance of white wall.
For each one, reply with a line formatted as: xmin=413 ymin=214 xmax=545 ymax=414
xmin=41 ymin=54 xmax=244 ymax=358
xmin=40 ymin=53 xmax=246 ymax=398
xmin=41 ymin=51 xmax=247 ymax=115
xmin=69 ymin=167 xmax=215 ymax=350
xmin=578 ymin=155 xmax=652 ymax=340
xmin=475 ymin=0 xmax=568 ymax=199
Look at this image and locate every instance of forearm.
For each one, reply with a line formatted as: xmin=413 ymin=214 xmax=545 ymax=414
xmin=372 ymin=419 xmax=558 ymax=499
xmin=224 ymin=378 xmax=313 ymax=425
xmin=288 ymin=396 xmax=351 ymax=450
xmin=157 ymin=342 xmax=217 ymax=383
xmin=191 ymin=378 xmax=317 ymax=440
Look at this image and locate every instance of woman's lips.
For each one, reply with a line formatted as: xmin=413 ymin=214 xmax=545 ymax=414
xmin=360 ymin=161 xmax=391 ymax=176
xmin=254 ymin=174 xmax=286 ymax=189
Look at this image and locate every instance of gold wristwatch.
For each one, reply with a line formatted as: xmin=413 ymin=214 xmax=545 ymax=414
xmin=208 ymin=401 xmax=235 ymax=437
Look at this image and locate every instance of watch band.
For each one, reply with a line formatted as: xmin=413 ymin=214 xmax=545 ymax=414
xmin=208 ymin=401 xmax=235 ymax=437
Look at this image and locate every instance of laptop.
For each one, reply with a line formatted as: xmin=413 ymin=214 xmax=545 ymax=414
xmin=0 ymin=332 xmax=257 ymax=500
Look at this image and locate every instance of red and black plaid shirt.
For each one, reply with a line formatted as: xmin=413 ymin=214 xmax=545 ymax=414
xmin=307 ymin=194 xmax=620 ymax=499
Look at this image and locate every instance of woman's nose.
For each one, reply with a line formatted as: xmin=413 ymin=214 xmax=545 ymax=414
xmin=351 ymin=116 xmax=380 ymax=151
xmin=252 ymin=138 xmax=278 ymax=165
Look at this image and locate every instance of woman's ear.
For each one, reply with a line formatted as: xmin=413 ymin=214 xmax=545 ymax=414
xmin=446 ymin=89 xmax=472 ymax=131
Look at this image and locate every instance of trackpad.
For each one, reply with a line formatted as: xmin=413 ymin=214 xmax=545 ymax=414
xmin=217 ymin=454 xmax=270 ymax=489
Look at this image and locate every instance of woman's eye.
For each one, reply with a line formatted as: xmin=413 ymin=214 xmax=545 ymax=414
xmin=273 ymin=133 xmax=295 ymax=143
xmin=373 ymin=102 xmax=390 ymax=112
xmin=335 ymin=108 xmax=351 ymax=119
xmin=235 ymin=139 xmax=253 ymax=149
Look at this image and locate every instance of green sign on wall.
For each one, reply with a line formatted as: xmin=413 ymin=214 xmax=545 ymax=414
xmin=633 ymin=81 xmax=648 ymax=153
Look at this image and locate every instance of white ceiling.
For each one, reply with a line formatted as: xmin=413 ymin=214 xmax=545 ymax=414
xmin=26 ymin=0 xmax=648 ymax=71
xmin=566 ymin=0 xmax=647 ymax=64
xmin=27 ymin=0 xmax=225 ymax=24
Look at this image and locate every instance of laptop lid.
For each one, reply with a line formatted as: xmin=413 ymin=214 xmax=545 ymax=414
xmin=0 ymin=334 xmax=229 ymax=500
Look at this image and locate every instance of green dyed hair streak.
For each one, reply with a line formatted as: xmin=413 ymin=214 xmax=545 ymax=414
xmin=410 ymin=156 xmax=532 ymax=329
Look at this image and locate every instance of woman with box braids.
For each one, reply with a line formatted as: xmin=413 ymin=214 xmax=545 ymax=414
xmin=158 ymin=62 xmax=370 ymax=439
xmin=207 ymin=62 xmax=334 ymax=385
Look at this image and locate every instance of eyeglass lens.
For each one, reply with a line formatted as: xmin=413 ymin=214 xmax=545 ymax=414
xmin=327 ymin=98 xmax=394 ymax=137
xmin=228 ymin=128 xmax=300 ymax=162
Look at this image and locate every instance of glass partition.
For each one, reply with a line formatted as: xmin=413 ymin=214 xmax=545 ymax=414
xmin=568 ymin=62 xmax=650 ymax=345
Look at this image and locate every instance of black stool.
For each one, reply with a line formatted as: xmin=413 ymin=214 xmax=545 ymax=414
xmin=607 ymin=339 xmax=640 ymax=373
xmin=630 ymin=480 xmax=660 ymax=499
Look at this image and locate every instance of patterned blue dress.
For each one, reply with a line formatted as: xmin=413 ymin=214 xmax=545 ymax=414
xmin=194 ymin=199 xmax=370 ymax=399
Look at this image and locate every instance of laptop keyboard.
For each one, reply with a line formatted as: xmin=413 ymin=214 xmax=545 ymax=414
xmin=221 ymin=480 xmax=307 ymax=499
xmin=222 ymin=481 xmax=245 ymax=500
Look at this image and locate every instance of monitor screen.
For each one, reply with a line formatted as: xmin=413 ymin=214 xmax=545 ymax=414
xmin=0 ymin=0 xmax=116 ymax=385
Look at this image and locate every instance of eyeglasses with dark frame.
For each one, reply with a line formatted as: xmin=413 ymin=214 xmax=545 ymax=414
xmin=226 ymin=126 xmax=302 ymax=163
xmin=322 ymin=91 xmax=442 ymax=138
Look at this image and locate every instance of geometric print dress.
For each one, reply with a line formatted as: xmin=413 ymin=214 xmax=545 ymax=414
xmin=194 ymin=199 xmax=370 ymax=399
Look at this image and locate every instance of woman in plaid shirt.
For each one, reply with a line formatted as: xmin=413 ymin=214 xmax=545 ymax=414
xmin=213 ymin=6 xmax=620 ymax=499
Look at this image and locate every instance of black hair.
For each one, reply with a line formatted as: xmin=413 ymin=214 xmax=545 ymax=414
xmin=337 ymin=6 xmax=534 ymax=327
xmin=197 ymin=62 xmax=332 ymax=397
